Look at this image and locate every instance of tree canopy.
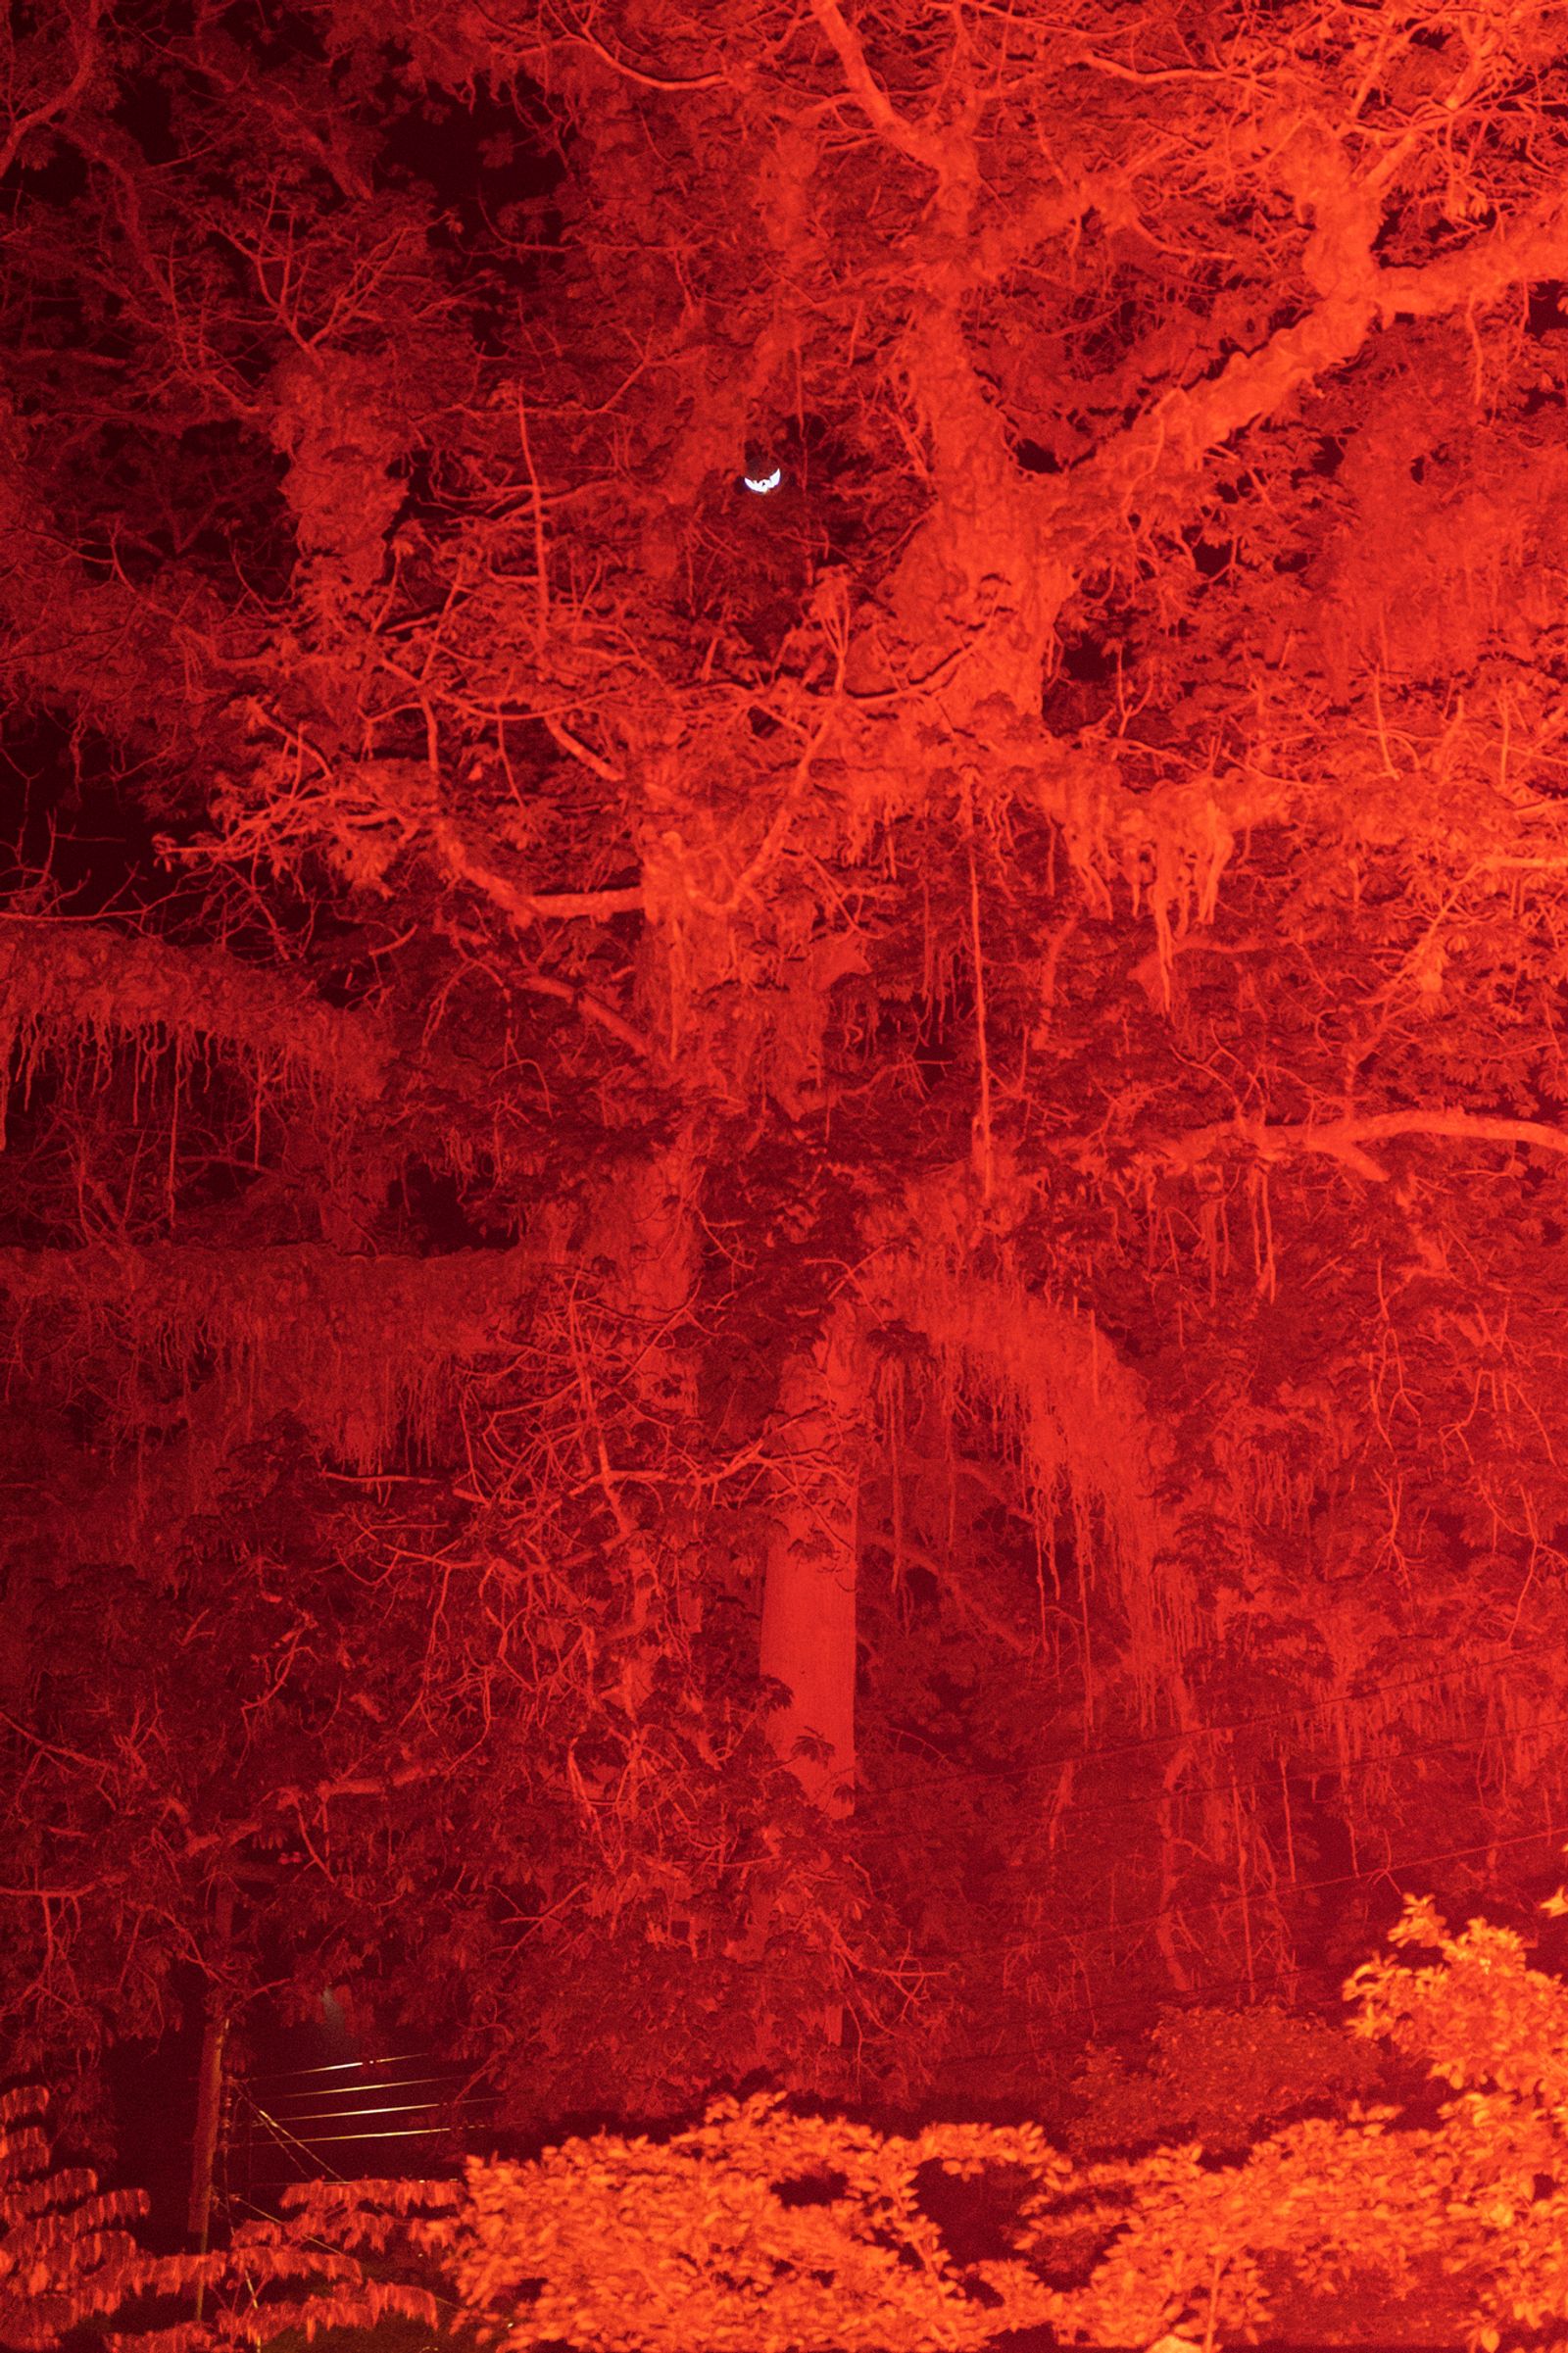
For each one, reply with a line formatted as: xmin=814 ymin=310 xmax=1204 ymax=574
xmin=8 ymin=0 xmax=1568 ymax=2125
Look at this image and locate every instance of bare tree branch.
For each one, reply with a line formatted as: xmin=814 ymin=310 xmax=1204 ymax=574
xmin=0 ymin=0 xmax=103 ymax=184
xmin=1059 ymin=145 xmax=1568 ymax=523
xmin=1163 ymin=1110 xmax=1568 ymax=1186
xmin=427 ymin=816 xmax=643 ymax=928
xmin=806 ymin=0 xmax=953 ymax=179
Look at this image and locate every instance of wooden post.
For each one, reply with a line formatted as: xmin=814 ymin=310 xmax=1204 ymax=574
xmin=188 ymin=1997 xmax=227 ymax=2250
xmin=189 ymin=1887 xmax=233 ymax=2308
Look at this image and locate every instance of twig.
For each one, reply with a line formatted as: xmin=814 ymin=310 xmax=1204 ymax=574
xmin=544 ymin=714 xmax=623 ymax=784
xmin=710 ymin=659 xmax=843 ymax=916
xmin=515 ymin=377 xmax=550 ymax=646
xmin=427 ymin=812 xmax=643 ymax=924
xmin=965 ymin=823 xmax=993 ymax=1204
xmin=560 ymin=23 xmax=725 ymax=92
xmin=514 ymin=963 xmax=655 ymax=1060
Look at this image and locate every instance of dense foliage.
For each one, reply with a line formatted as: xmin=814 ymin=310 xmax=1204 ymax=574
xmin=10 ymin=0 xmax=1568 ymax=2123
xmin=270 ymin=1887 xmax=1568 ymax=2353
xmin=15 ymin=1885 xmax=1559 ymax=2353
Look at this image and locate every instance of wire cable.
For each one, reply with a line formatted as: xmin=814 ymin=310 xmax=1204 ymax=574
xmin=850 ymin=1704 xmax=1568 ymax=1858
xmin=858 ymin=1632 xmax=1566 ymax=1811
xmin=885 ymin=1815 xmax=1568 ymax=1979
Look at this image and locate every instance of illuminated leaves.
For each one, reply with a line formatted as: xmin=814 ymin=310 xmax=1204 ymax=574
xmin=1065 ymin=2001 xmax=1380 ymax=2156
xmin=444 ymin=2094 xmax=1066 ymax=2353
xmin=291 ymin=1895 xmax=1568 ymax=2353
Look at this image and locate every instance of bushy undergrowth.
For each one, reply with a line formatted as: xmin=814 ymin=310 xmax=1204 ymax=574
xmin=1065 ymin=1999 xmax=1384 ymax=2156
xmin=20 ymin=1884 xmax=1568 ymax=2352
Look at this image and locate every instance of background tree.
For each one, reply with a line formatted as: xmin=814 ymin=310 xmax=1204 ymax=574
xmin=9 ymin=0 xmax=1568 ymax=2130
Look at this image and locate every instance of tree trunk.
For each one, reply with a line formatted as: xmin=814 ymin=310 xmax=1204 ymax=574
xmin=760 ymin=1309 xmax=862 ymax=1817
xmin=587 ymin=1130 xmax=702 ymax=1699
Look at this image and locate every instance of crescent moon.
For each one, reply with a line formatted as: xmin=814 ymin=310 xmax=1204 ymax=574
xmin=743 ymin=467 xmax=783 ymax=495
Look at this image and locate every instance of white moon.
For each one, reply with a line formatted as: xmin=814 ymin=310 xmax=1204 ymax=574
xmin=744 ymin=467 xmax=783 ymax=495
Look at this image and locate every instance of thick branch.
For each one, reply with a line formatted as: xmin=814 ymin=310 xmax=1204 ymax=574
xmin=427 ymin=815 xmax=643 ymax=926
xmin=1057 ymin=165 xmax=1568 ymax=531
xmin=514 ymin=965 xmax=655 ymax=1060
xmin=0 ymin=916 xmax=389 ymax=1102
xmin=1163 ymin=1109 xmax=1568 ymax=1185
xmin=427 ymin=817 xmax=654 ymax=1058
xmin=1376 ymin=188 xmax=1568 ymax=322
xmin=806 ymin=0 xmax=951 ymax=179
xmin=1056 ymin=291 xmax=1378 ymax=532
xmin=0 ymin=0 xmax=103 ymax=183
xmin=528 ymin=886 xmax=646 ymax=921
xmin=557 ymin=26 xmax=725 ymax=92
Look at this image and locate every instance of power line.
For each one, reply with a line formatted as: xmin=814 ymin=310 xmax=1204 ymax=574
xmin=258 ymin=2074 xmax=477 ymax=2105
xmin=852 ymin=1708 xmax=1568 ymax=1860
xmin=899 ymin=1815 xmax=1568 ymax=1975
xmin=861 ymin=1632 xmax=1563 ymax=1810
xmin=242 ymin=2124 xmax=470 ymax=2146
xmin=247 ymin=2051 xmax=434 ymax=2081
xmin=247 ymin=2108 xmax=480 ymax=2145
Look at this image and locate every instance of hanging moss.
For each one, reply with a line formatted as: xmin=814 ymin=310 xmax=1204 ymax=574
xmin=872 ymin=1233 xmax=1196 ymax=1728
xmin=0 ymin=1240 xmax=532 ymax=1470
xmin=0 ymin=919 xmax=388 ymax=1138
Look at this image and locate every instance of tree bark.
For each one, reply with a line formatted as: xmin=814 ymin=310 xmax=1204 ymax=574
xmin=760 ymin=1308 xmax=862 ymax=1818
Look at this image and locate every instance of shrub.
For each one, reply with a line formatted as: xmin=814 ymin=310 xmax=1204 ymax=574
xmin=1065 ymin=2000 xmax=1382 ymax=2155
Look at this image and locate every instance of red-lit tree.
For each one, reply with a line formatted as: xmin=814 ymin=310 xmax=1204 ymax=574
xmin=9 ymin=0 xmax=1568 ymax=2128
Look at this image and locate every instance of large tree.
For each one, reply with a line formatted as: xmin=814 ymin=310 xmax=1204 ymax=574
xmin=8 ymin=0 xmax=1568 ymax=2127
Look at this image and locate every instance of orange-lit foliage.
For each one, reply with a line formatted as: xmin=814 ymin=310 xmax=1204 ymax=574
xmin=0 ymin=2087 xmax=438 ymax=2353
xmin=1065 ymin=2000 xmax=1381 ymax=2156
xmin=12 ymin=1893 xmax=1568 ymax=2353
xmin=1032 ymin=1883 xmax=1568 ymax=2351
xmin=264 ymin=1886 xmax=1568 ymax=2353
xmin=0 ymin=2088 xmax=151 ymax=2352
xmin=442 ymin=2097 xmax=1063 ymax=2353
